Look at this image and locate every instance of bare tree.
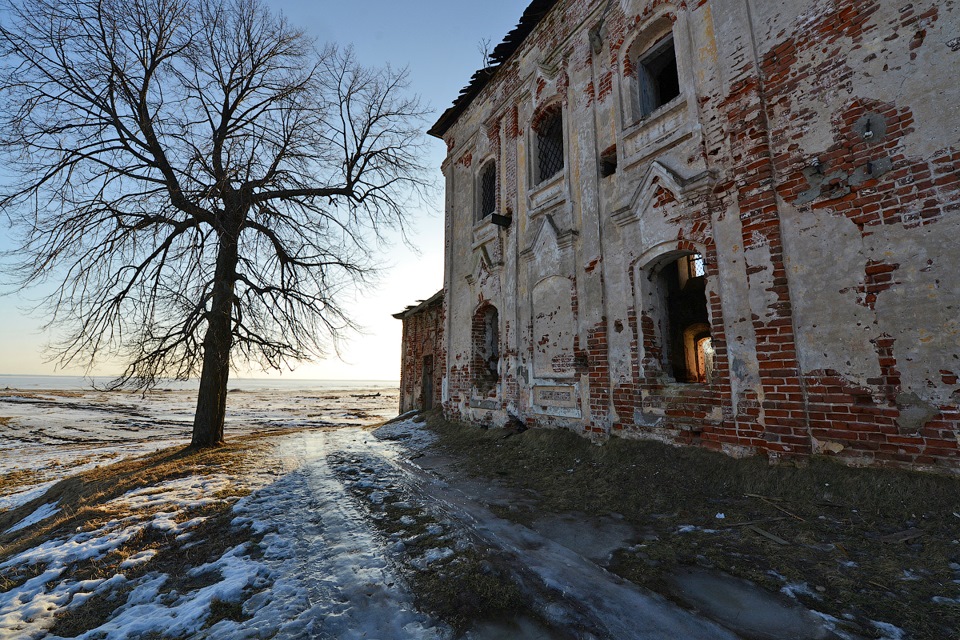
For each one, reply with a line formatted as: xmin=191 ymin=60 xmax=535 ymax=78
xmin=0 ymin=0 xmax=430 ymax=446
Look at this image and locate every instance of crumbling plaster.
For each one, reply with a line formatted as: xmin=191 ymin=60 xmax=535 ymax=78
xmin=432 ymin=0 xmax=960 ymax=471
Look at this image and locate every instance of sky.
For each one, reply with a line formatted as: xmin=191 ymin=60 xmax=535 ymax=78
xmin=0 ymin=0 xmax=528 ymax=381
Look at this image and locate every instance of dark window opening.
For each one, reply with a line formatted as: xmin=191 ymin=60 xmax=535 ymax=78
xmin=638 ymin=36 xmax=680 ymax=117
xmin=600 ymin=146 xmax=618 ymax=177
xmin=422 ymin=355 xmax=434 ymax=411
xmin=658 ymin=253 xmax=712 ymax=383
xmin=472 ymin=305 xmax=500 ymax=395
xmin=535 ymin=109 xmax=564 ymax=183
xmin=478 ymin=161 xmax=496 ymax=221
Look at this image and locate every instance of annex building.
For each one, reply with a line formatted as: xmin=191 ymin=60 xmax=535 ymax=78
xmin=412 ymin=0 xmax=960 ymax=471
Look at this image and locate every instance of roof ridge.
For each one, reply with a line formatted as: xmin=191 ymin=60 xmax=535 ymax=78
xmin=428 ymin=0 xmax=561 ymax=139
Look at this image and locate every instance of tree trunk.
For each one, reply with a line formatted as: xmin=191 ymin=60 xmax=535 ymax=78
xmin=191 ymin=233 xmax=239 ymax=447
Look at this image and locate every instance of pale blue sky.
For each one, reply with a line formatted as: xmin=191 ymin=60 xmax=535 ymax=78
xmin=0 ymin=1 xmax=527 ymax=380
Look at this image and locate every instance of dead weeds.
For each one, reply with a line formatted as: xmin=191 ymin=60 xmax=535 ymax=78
xmin=0 ymin=467 xmax=45 ymax=498
xmin=425 ymin=414 xmax=960 ymax=640
xmin=3 ymin=431 xmax=289 ymax=638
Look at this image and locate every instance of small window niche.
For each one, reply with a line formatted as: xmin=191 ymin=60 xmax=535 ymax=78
xmin=654 ymin=252 xmax=712 ymax=384
xmin=637 ymin=35 xmax=680 ymax=118
xmin=477 ymin=160 xmax=497 ymax=222
xmin=534 ymin=107 xmax=564 ymax=184
xmin=472 ymin=304 xmax=500 ymax=396
xmin=600 ymin=145 xmax=618 ymax=178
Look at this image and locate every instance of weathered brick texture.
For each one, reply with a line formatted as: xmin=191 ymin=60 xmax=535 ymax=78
xmin=427 ymin=0 xmax=960 ymax=473
xmin=394 ymin=292 xmax=444 ymax=414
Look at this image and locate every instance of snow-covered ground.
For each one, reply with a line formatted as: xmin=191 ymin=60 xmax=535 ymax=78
xmin=2 ymin=388 xmax=893 ymax=639
xmin=0 ymin=384 xmax=398 ymax=511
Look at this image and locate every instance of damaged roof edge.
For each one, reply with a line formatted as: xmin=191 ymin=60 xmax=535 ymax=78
xmin=427 ymin=0 xmax=560 ymax=139
xmin=392 ymin=289 xmax=444 ymax=320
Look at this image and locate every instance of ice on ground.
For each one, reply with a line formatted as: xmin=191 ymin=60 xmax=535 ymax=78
xmin=4 ymin=502 xmax=60 ymax=534
xmin=871 ymin=619 xmax=906 ymax=639
xmin=781 ymin=581 xmax=821 ymax=600
xmin=375 ymin=416 xmax=438 ymax=451
xmin=223 ymin=429 xmax=449 ymax=639
xmin=0 ymin=411 xmax=762 ymax=640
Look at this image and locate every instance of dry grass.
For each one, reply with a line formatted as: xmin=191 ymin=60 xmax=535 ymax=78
xmin=426 ymin=413 xmax=960 ymax=640
xmin=0 ymin=390 xmax=88 ymax=399
xmin=0 ymin=468 xmax=45 ymax=498
xmin=0 ymin=429 xmax=294 ymax=555
xmin=0 ymin=430 xmax=294 ymax=638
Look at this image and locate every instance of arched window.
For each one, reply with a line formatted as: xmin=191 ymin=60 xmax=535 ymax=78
xmin=534 ymin=107 xmax=564 ymax=184
xmin=472 ymin=304 xmax=500 ymax=395
xmin=636 ymin=34 xmax=680 ymax=118
xmin=650 ymin=252 xmax=711 ymax=383
xmin=477 ymin=160 xmax=496 ymax=222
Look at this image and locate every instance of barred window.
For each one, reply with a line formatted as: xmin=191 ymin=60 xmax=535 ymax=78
xmin=637 ymin=35 xmax=680 ymax=117
xmin=478 ymin=161 xmax=496 ymax=221
xmin=535 ymin=109 xmax=564 ymax=184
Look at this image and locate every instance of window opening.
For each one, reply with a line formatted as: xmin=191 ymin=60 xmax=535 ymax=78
xmin=422 ymin=355 xmax=434 ymax=411
xmin=637 ymin=35 xmax=680 ymax=117
xmin=600 ymin=146 xmax=618 ymax=178
xmin=472 ymin=305 xmax=500 ymax=395
xmin=685 ymin=253 xmax=705 ymax=278
xmin=535 ymin=109 xmax=564 ymax=183
xmin=656 ymin=253 xmax=711 ymax=383
xmin=478 ymin=161 xmax=496 ymax=221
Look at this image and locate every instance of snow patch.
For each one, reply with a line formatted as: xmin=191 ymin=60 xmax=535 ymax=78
xmin=870 ymin=619 xmax=906 ymax=640
xmin=4 ymin=502 xmax=60 ymax=534
xmin=119 ymin=550 xmax=157 ymax=569
xmin=0 ymin=482 xmax=57 ymax=512
xmin=375 ymin=417 xmax=438 ymax=451
xmin=781 ymin=582 xmax=820 ymax=600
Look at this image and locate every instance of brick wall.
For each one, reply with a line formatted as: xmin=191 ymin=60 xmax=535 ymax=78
xmin=396 ymin=293 xmax=445 ymax=414
xmin=432 ymin=0 xmax=960 ymax=473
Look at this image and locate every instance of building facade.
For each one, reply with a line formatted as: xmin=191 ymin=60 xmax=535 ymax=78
xmin=394 ymin=291 xmax=445 ymax=413
xmin=429 ymin=0 xmax=960 ymax=470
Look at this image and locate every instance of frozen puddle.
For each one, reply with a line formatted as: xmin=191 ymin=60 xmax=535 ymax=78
xmin=373 ymin=421 xmax=737 ymax=640
xmin=398 ymin=465 xmax=736 ymax=639
xmin=666 ymin=567 xmax=834 ymax=640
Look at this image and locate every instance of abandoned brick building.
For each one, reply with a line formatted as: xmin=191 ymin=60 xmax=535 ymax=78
xmin=394 ymin=291 xmax=445 ymax=413
xmin=416 ymin=0 xmax=960 ymax=470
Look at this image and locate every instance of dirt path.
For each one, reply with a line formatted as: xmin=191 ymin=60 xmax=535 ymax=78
xmin=240 ymin=427 xmax=448 ymax=639
xmin=278 ymin=421 xmax=747 ymax=639
xmin=1 ymin=415 xmax=851 ymax=639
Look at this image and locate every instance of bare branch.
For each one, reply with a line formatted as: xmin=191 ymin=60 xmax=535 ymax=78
xmin=0 ymin=0 xmax=433 ymax=443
